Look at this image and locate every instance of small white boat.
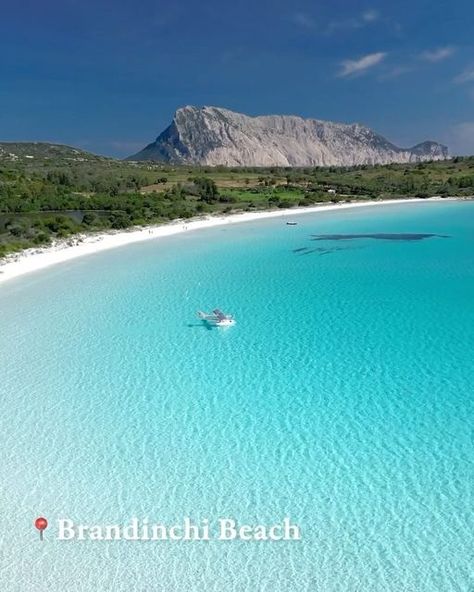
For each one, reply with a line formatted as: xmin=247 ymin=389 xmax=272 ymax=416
xmin=197 ymin=309 xmax=236 ymax=327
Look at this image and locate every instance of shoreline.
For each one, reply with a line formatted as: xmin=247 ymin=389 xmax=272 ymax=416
xmin=0 ymin=198 xmax=459 ymax=285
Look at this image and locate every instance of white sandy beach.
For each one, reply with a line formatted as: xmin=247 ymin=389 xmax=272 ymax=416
xmin=0 ymin=198 xmax=447 ymax=285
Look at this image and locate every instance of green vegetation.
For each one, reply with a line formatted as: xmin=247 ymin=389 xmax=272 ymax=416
xmin=0 ymin=143 xmax=473 ymax=258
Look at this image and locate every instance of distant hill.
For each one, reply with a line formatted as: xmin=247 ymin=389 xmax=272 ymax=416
xmin=128 ymin=106 xmax=449 ymax=167
xmin=0 ymin=142 xmax=105 ymax=163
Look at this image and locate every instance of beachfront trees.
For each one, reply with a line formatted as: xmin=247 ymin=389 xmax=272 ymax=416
xmin=193 ymin=177 xmax=218 ymax=202
xmin=0 ymin=155 xmax=473 ymax=258
xmin=109 ymin=212 xmax=131 ymax=229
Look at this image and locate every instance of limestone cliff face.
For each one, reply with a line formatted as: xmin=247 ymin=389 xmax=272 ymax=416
xmin=128 ymin=106 xmax=448 ymax=166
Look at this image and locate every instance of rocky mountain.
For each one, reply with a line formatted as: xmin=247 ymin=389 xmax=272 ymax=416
xmin=127 ymin=106 xmax=448 ymax=167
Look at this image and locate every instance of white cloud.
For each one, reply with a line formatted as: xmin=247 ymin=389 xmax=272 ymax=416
xmin=377 ymin=46 xmax=455 ymax=83
xmin=292 ymin=12 xmax=316 ymax=29
xmin=327 ymin=9 xmax=380 ymax=34
xmin=454 ymin=67 xmax=474 ymax=84
xmin=338 ymin=52 xmax=387 ymax=77
xmin=362 ymin=10 xmax=379 ymax=22
xmin=420 ymin=46 xmax=456 ymax=62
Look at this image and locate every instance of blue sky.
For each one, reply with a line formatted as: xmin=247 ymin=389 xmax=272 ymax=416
xmin=1 ymin=0 xmax=473 ymax=157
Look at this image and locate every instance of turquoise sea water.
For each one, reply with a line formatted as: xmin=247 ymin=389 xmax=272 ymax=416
xmin=0 ymin=201 xmax=473 ymax=591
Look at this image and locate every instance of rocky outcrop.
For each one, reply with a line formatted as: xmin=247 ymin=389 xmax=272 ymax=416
xmin=128 ymin=106 xmax=448 ymax=167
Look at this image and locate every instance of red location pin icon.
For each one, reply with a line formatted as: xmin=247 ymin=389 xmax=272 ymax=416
xmin=34 ymin=517 xmax=48 ymax=541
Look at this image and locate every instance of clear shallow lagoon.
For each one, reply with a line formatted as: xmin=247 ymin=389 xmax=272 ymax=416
xmin=0 ymin=201 xmax=473 ymax=591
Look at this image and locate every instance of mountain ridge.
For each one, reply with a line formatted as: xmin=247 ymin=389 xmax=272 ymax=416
xmin=127 ymin=106 xmax=448 ymax=167
xmin=0 ymin=142 xmax=106 ymax=162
